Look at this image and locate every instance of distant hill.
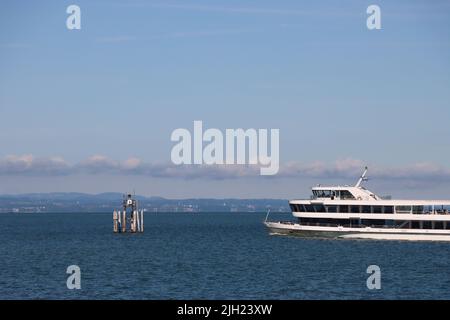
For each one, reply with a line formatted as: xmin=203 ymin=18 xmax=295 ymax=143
xmin=0 ymin=193 xmax=289 ymax=213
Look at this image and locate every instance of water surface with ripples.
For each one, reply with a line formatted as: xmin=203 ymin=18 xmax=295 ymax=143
xmin=1 ymin=212 xmax=449 ymax=299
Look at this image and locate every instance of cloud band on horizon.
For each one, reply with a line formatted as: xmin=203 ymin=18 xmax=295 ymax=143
xmin=1 ymin=154 xmax=450 ymax=182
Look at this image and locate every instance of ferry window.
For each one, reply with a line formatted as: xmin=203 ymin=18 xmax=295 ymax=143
xmin=366 ymin=219 xmax=385 ymax=227
xmin=315 ymin=190 xmax=332 ymax=198
xmin=292 ymin=204 xmax=304 ymax=212
xmin=373 ymin=206 xmax=382 ymax=214
xmin=395 ymin=220 xmax=410 ymax=229
xmin=305 ymin=204 xmax=315 ymax=212
xmin=423 ymin=221 xmax=432 ymax=229
xmin=340 ymin=190 xmax=356 ymax=200
xmin=396 ymin=206 xmax=412 ymax=214
xmin=411 ymin=221 xmax=420 ymax=229
xmin=339 ymin=205 xmax=349 ymax=213
xmin=289 ymin=204 xmax=295 ymax=212
xmin=351 ymin=206 xmax=360 ymax=213
xmin=300 ymin=205 xmax=306 ymax=212
xmin=314 ymin=204 xmax=326 ymax=212
xmin=327 ymin=206 xmax=337 ymax=213
xmin=362 ymin=206 xmax=371 ymax=213
xmin=435 ymin=222 xmax=444 ymax=230
xmin=412 ymin=206 xmax=424 ymax=214
xmin=384 ymin=206 xmax=394 ymax=214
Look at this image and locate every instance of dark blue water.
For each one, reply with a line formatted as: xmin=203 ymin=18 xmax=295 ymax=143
xmin=1 ymin=212 xmax=450 ymax=299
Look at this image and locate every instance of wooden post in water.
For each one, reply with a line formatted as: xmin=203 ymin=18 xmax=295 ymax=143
xmin=113 ymin=210 xmax=118 ymax=233
xmin=118 ymin=210 xmax=122 ymax=232
xmin=130 ymin=211 xmax=134 ymax=233
xmin=140 ymin=209 xmax=144 ymax=233
xmin=131 ymin=210 xmax=137 ymax=233
xmin=136 ymin=209 xmax=141 ymax=232
xmin=135 ymin=211 xmax=138 ymax=232
xmin=122 ymin=210 xmax=127 ymax=233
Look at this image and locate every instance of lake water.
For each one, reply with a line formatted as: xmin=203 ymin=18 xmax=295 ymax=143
xmin=1 ymin=212 xmax=449 ymax=299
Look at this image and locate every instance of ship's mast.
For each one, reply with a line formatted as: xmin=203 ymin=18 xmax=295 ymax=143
xmin=355 ymin=166 xmax=368 ymax=188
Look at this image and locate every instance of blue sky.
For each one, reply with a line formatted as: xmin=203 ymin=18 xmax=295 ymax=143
xmin=1 ymin=0 xmax=450 ymax=198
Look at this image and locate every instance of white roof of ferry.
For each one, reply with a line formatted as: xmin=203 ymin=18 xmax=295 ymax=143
xmin=313 ymin=185 xmax=365 ymax=190
xmin=290 ymin=199 xmax=450 ymax=206
xmin=293 ymin=167 xmax=450 ymax=206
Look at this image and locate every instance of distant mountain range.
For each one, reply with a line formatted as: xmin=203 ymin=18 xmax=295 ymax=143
xmin=0 ymin=193 xmax=290 ymax=213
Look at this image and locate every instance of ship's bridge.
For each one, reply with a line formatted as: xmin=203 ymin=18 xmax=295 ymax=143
xmin=311 ymin=186 xmax=380 ymax=201
xmin=310 ymin=167 xmax=380 ymax=201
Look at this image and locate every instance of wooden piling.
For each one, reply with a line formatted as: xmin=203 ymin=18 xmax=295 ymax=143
xmin=137 ymin=209 xmax=141 ymax=232
xmin=131 ymin=210 xmax=137 ymax=233
xmin=122 ymin=210 xmax=127 ymax=233
xmin=135 ymin=211 xmax=138 ymax=232
xmin=117 ymin=211 xmax=122 ymax=233
xmin=113 ymin=210 xmax=118 ymax=233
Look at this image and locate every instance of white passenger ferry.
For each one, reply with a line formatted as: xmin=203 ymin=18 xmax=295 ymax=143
xmin=265 ymin=167 xmax=450 ymax=241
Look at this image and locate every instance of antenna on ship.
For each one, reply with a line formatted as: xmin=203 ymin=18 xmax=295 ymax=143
xmin=355 ymin=166 xmax=368 ymax=188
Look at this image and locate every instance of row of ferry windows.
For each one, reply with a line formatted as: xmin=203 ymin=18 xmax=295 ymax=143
xmin=290 ymin=204 xmax=394 ymax=213
xmin=298 ymin=218 xmax=450 ymax=230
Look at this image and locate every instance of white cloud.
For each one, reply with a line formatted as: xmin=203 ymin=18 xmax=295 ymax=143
xmin=0 ymin=154 xmax=71 ymax=175
xmin=122 ymin=157 xmax=142 ymax=170
xmin=77 ymin=155 xmax=118 ymax=173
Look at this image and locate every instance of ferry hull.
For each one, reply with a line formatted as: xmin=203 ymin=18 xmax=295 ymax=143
xmin=265 ymin=221 xmax=450 ymax=242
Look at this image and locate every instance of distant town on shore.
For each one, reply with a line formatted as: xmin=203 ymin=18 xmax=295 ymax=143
xmin=0 ymin=193 xmax=289 ymax=213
